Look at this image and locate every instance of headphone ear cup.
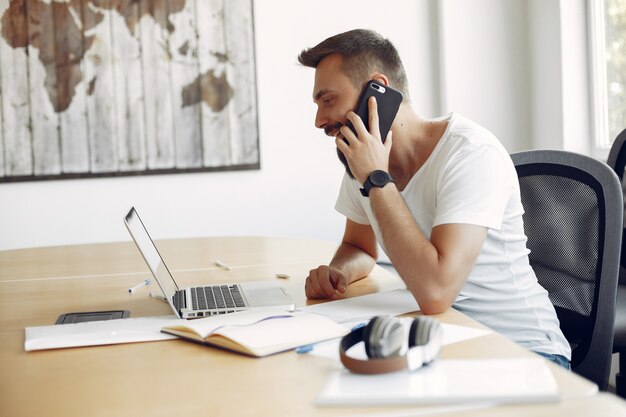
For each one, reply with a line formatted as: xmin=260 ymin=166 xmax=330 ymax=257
xmin=409 ymin=317 xmax=439 ymax=347
xmin=408 ymin=316 xmax=442 ymax=366
xmin=366 ymin=316 xmax=404 ymax=358
xmin=408 ymin=318 xmax=420 ymax=348
xmin=363 ymin=316 xmax=383 ymax=358
xmin=378 ymin=318 xmax=404 ymax=358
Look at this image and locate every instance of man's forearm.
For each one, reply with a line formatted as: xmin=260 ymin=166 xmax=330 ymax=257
xmin=329 ymin=242 xmax=377 ymax=285
xmin=368 ymin=184 xmax=458 ymax=313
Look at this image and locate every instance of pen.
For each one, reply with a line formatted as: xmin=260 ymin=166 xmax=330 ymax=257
xmin=214 ymin=260 xmax=232 ymax=271
xmin=296 ymin=344 xmax=314 ymax=354
xmin=128 ymin=279 xmax=151 ymax=293
xmin=296 ymin=323 xmax=366 ymax=355
xmin=351 ymin=322 xmax=366 ymax=331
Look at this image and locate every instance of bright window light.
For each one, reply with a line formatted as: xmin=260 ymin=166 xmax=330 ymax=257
xmin=590 ymin=0 xmax=626 ymax=150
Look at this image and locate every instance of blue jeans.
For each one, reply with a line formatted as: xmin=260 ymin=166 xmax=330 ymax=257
xmin=536 ymin=351 xmax=571 ymax=370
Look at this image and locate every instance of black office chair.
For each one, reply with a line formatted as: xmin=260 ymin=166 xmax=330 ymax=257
xmin=607 ymin=128 xmax=626 ymax=397
xmin=511 ymin=150 xmax=622 ymax=391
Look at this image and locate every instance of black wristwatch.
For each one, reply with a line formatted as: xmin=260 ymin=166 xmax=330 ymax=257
xmin=360 ymin=170 xmax=394 ymax=197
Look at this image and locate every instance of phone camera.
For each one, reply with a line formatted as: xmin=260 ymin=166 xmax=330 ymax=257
xmin=371 ymin=83 xmax=386 ymax=93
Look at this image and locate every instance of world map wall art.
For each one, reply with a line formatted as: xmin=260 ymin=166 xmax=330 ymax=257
xmin=0 ymin=0 xmax=259 ymax=182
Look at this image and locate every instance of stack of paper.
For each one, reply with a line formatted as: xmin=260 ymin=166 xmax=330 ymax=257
xmin=24 ymin=316 xmax=180 ymax=351
xmin=316 ymin=358 xmax=559 ymax=405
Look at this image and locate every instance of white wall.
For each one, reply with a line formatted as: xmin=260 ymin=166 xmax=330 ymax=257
xmin=528 ymin=0 xmax=564 ymax=150
xmin=0 ymin=0 xmax=592 ymax=251
xmin=0 ymin=0 xmax=435 ymax=251
xmin=528 ymin=0 xmax=593 ymax=155
xmin=439 ymin=0 xmax=531 ymax=152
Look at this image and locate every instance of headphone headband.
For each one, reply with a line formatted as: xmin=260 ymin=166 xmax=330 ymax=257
xmin=339 ymin=316 xmax=442 ymax=375
xmin=339 ymin=327 xmax=411 ymax=374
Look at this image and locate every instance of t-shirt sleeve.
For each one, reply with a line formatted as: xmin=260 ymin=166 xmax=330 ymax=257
xmin=434 ymin=144 xmax=513 ymax=230
xmin=334 ymin=173 xmax=371 ymax=225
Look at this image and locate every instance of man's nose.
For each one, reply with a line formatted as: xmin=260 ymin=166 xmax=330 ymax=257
xmin=315 ymin=108 xmax=327 ymax=130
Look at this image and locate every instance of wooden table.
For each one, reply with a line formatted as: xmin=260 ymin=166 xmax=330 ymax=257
xmin=0 ymin=237 xmax=623 ymax=417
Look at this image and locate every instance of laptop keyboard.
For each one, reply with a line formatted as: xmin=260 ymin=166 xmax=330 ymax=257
xmin=190 ymin=285 xmax=246 ymax=311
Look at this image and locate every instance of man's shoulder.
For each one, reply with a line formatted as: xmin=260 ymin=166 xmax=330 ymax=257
xmin=447 ymin=114 xmax=497 ymax=142
xmin=443 ymin=114 xmax=506 ymax=156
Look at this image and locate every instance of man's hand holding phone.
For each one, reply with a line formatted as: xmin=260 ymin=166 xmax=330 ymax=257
xmin=337 ymin=96 xmax=393 ymax=185
xmin=335 ymin=80 xmax=403 ymax=184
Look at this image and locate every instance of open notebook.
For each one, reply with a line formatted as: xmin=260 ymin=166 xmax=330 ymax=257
xmin=161 ymin=308 xmax=348 ymax=357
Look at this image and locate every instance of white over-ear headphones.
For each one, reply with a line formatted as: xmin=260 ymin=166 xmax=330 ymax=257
xmin=339 ymin=316 xmax=442 ymax=374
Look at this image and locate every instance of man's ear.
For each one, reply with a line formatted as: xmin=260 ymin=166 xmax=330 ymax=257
xmin=370 ymin=73 xmax=390 ymax=86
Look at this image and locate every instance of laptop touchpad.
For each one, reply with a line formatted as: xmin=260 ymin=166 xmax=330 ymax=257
xmin=242 ymin=282 xmax=293 ymax=307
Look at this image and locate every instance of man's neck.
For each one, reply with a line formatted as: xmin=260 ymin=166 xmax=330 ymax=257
xmin=388 ymin=106 xmax=446 ymax=191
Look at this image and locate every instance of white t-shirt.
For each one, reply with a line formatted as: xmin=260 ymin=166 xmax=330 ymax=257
xmin=335 ymin=113 xmax=571 ymax=359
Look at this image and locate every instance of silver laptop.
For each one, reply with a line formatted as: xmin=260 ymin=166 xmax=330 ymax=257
xmin=124 ymin=207 xmax=295 ymax=319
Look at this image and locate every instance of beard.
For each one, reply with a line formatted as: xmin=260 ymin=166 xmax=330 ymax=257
xmin=336 ymin=147 xmax=354 ymax=179
xmin=325 ymin=122 xmax=355 ymax=179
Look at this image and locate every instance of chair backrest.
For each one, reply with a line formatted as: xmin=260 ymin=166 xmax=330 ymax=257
xmin=511 ymin=150 xmax=622 ymax=390
xmin=607 ymin=129 xmax=626 ymax=181
xmin=607 ymin=128 xmax=626 ymax=274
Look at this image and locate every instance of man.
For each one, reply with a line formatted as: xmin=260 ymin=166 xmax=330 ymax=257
xmin=298 ymin=29 xmax=571 ymax=368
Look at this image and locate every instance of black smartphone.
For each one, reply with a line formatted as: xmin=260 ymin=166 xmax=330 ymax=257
xmin=347 ymin=80 xmax=403 ymax=143
xmin=55 ymin=310 xmax=130 ymax=324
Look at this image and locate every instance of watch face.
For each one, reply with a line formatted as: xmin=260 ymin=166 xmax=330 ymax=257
xmin=371 ymin=170 xmax=391 ymax=186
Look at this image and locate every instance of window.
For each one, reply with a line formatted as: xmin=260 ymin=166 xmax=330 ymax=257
xmin=590 ymin=0 xmax=626 ymax=153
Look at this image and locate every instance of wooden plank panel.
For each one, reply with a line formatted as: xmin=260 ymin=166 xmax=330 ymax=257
xmin=55 ymin=0 xmax=89 ymax=173
xmin=83 ymin=2 xmax=117 ymax=173
xmin=169 ymin=0 xmax=202 ymax=169
xmin=195 ymin=0 xmax=231 ymax=167
xmin=0 ymin=0 xmax=6 ymax=178
xmin=0 ymin=39 xmax=4 ymax=178
xmin=139 ymin=0 xmax=175 ymax=170
xmin=1 ymin=0 xmax=257 ymax=181
xmin=223 ymin=0 xmax=258 ymax=165
xmin=0 ymin=0 xmax=32 ymax=177
xmin=110 ymin=2 xmax=146 ymax=172
xmin=26 ymin=0 xmax=61 ymax=175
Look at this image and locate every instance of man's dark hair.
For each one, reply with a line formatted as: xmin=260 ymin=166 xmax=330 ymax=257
xmin=298 ymin=29 xmax=410 ymax=100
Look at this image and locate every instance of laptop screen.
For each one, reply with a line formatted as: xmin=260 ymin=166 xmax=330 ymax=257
xmin=124 ymin=207 xmax=180 ymax=305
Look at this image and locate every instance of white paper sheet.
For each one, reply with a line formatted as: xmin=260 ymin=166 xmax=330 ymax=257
xmin=24 ymin=316 xmax=180 ymax=351
xmin=303 ymin=319 xmax=491 ymax=362
xmin=317 ymin=358 xmax=559 ymax=405
xmin=301 ymin=289 xmax=418 ymax=323
xmin=302 ymin=289 xmax=468 ymax=323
